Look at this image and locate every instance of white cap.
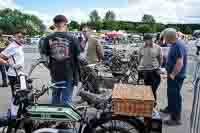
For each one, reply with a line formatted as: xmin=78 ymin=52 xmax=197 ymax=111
xmin=162 ymin=28 xmax=177 ymax=38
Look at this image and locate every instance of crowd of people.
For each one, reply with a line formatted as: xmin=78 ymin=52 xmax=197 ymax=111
xmin=0 ymin=14 xmax=198 ymax=132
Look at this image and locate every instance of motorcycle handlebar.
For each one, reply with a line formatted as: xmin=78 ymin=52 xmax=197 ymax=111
xmin=14 ymin=81 xmax=67 ymax=105
xmin=33 ymin=81 xmax=67 ymax=98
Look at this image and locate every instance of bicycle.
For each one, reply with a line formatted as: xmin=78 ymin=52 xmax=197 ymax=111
xmin=128 ymin=51 xmax=140 ymax=84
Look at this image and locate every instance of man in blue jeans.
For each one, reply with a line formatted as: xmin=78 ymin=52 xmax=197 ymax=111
xmin=162 ymin=28 xmax=187 ymax=126
xmin=42 ymin=15 xmax=80 ymax=104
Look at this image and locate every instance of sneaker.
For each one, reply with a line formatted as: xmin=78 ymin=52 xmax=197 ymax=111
xmin=160 ymin=107 xmax=169 ymax=114
xmin=1 ymin=83 xmax=8 ymax=87
xmin=164 ymin=119 xmax=182 ymax=126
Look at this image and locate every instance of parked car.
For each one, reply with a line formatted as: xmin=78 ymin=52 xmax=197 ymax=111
xmin=30 ymin=37 xmax=40 ymax=45
xmin=193 ymin=30 xmax=200 ymax=39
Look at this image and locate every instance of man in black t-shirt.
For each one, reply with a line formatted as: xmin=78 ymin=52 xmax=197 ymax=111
xmin=42 ymin=15 xmax=80 ymax=104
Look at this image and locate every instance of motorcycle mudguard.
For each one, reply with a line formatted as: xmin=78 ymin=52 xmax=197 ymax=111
xmin=27 ymin=104 xmax=81 ymax=122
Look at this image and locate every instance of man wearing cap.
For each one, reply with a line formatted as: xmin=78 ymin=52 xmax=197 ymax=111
xmin=162 ymin=28 xmax=187 ymax=126
xmin=138 ymin=34 xmax=162 ymax=103
xmin=42 ymin=15 xmax=80 ymax=104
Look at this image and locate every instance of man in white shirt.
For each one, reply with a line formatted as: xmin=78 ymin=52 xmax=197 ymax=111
xmin=0 ymin=31 xmax=25 ymax=97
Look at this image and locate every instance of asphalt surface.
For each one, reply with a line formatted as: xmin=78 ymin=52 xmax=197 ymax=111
xmin=0 ymin=41 xmax=197 ymax=133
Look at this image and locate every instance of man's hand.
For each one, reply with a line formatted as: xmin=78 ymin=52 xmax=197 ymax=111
xmin=0 ymin=58 xmax=8 ymax=64
xmin=169 ymin=74 xmax=175 ymax=80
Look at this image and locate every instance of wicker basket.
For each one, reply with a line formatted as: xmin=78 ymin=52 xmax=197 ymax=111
xmin=112 ymin=84 xmax=155 ymax=117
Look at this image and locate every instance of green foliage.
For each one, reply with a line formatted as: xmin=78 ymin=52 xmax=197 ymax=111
xmin=102 ymin=21 xmax=117 ymax=30
xmin=104 ymin=10 xmax=116 ymax=21
xmin=89 ymin=10 xmax=101 ymax=23
xmin=166 ymin=24 xmax=181 ymax=31
xmin=95 ymin=21 xmax=104 ymax=31
xmin=118 ymin=22 xmax=130 ymax=31
xmin=69 ymin=21 xmax=80 ymax=30
xmin=1 ymin=8 xmax=199 ymax=35
xmin=155 ymin=24 xmax=166 ymax=32
xmin=0 ymin=8 xmax=46 ymax=36
xmin=184 ymin=26 xmax=193 ymax=34
xmin=142 ymin=14 xmax=156 ymax=23
xmin=84 ymin=19 xmax=200 ymax=34
xmin=136 ymin=24 xmax=152 ymax=34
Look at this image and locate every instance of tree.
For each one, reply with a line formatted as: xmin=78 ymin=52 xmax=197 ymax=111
xmin=184 ymin=26 xmax=192 ymax=34
xmin=167 ymin=25 xmax=181 ymax=31
xmin=142 ymin=14 xmax=156 ymax=23
xmin=102 ymin=21 xmax=118 ymax=30
xmin=89 ymin=10 xmax=101 ymax=23
xmin=117 ymin=22 xmax=128 ymax=30
xmin=154 ymin=23 xmax=166 ymax=32
xmin=136 ymin=24 xmax=152 ymax=35
xmin=69 ymin=21 xmax=80 ymax=30
xmin=0 ymin=8 xmax=45 ymax=36
xmin=95 ymin=21 xmax=104 ymax=31
xmin=104 ymin=10 xmax=116 ymax=21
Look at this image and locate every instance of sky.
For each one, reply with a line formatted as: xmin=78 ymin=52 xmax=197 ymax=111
xmin=0 ymin=0 xmax=200 ymax=26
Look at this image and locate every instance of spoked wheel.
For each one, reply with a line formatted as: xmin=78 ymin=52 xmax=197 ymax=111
xmin=93 ymin=120 xmax=140 ymax=133
xmin=129 ymin=68 xmax=139 ymax=83
xmin=95 ymin=127 xmax=131 ymax=133
xmin=28 ymin=59 xmax=51 ymax=93
xmin=84 ymin=113 xmax=143 ymax=133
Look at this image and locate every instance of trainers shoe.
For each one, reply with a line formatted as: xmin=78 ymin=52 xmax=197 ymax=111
xmin=160 ymin=107 xmax=169 ymax=114
xmin=1 ymin=84 xmax=8 ymax=87
xmin=164 ymin=119 xmax=182 ymax=126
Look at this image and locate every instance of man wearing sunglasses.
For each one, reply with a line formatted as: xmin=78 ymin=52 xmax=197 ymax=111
xmin=42 ymin=15 xmax=80 ymax=105
xmin=0 ymin=31 xmax=25 ymax=97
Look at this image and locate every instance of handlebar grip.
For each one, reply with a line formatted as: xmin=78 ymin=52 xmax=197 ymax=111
xmin=52 ymin=81 xmax=66 ymax=86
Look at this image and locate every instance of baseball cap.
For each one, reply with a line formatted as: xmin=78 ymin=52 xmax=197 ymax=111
xmin=53 ymin=15 xmax=68 ymax=24
xmin=162 ymin=28 xmax=177 ymax=38
xmin=143 ymin=34 xmax=153 ymax=41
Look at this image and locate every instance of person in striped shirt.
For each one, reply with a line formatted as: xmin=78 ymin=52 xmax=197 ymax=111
xmin=138 ymin=34 xmax=163 ymax=103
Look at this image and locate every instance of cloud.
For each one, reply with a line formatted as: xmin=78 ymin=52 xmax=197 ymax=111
xmin=0 ymin=0 xmax=15 ymax=9
xmin=126 ymin=0 xmax=200 ymax=24
xmin=22 ymin=10 xmax=53 ymax=26
xmin=64 ymin=8 xmax=89 ymax=23
xmin=64 ymin=0 xmax=199 ymax=24
xmin=64 ymin=0 xmax=200 ymax=24
xmin=1 ymin=0 xmax=200 ymax=25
